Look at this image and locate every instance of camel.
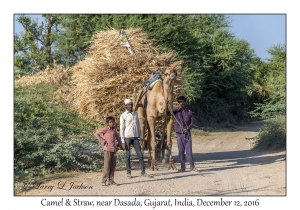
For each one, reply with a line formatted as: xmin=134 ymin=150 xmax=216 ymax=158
xmin=135 ymin=68 xmax=177 ymax=170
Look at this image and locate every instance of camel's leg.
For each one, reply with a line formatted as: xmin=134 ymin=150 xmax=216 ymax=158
xmin=147 ymin=116 xmax=158 ymax=171
xmin=160 ymin=116 xmax=167 ymax=162
xmin=165 ymin=116 xmax=176 ymax=170
xmin=147 ymin=129 xmax=152 ymax=167
xmin=156 ymin=139 xmax=162 ymax=162
xmin=161 ymin=133 xmax=166 ymax=161
xmin=136 ymin=105 xmax=146 ymax=155
xmin=162 ymin=116 xmax=170 ymax=163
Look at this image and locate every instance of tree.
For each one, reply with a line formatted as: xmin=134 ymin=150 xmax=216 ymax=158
xmin=14 ymin=15 xmax=60 ymax=75
xmin=250 ymin=44 xmax=286 ymax=119
xmin=248 ymin=44 xmax=286 ymax=150
xmin=189 ymin=25 xmax=258 ymax=122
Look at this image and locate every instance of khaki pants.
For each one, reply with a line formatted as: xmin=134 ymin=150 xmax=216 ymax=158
xmin=102 ymin=151 xmax=116 ymax=183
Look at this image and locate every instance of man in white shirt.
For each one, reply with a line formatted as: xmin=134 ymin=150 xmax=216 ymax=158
xmin=120 ymin=98 xmax=148 ymax=178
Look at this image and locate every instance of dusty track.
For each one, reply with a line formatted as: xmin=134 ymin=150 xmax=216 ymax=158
xmin=18 ymin=121 xmax=286 ymax=196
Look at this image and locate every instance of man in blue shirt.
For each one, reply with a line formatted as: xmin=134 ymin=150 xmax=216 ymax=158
xmin=172 ymin=96 xmax=197 ymax=172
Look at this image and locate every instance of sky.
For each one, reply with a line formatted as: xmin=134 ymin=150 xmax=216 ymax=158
xmin=14 ymin=14 xmax=286 ymax=61
xmin=228 ymin=14 xmax=286 ymax=60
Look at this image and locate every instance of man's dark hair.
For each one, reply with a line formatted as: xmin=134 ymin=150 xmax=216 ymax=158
xmin=177 ymin=96 xmax=187 ymax=102
xmin=106 ymin=116 xmax=115 ymax=123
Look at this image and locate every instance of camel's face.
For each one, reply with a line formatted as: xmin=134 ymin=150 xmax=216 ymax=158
xmin=164 ymin=68 xmax=177 ymax=82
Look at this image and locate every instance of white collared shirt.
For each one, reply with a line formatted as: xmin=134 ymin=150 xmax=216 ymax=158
xmin=119 ymin=110 xmax=142 ymax=142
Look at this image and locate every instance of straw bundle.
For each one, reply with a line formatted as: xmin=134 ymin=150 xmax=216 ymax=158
xmin=14 ymin=63 xmax=71 ymax=88
xmin=14 ymin=63 xmax=74 ymax=104
xmin=70 ymin=28 xmax=184 ymax=124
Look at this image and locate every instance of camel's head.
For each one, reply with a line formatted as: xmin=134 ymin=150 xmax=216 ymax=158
xmin=164 ymin=67 xmax=177 ymax=82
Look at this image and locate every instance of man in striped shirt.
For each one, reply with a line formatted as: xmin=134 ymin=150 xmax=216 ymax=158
xmin=120 ymin=98 xmax=148 ymax=178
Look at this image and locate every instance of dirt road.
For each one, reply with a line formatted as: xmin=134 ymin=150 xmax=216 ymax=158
xmin=18 ymin=121 xmax=286 ymax=196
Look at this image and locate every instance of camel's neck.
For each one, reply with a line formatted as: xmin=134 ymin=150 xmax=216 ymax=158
xmin=150 ymin=81 xmax=166 ymax=114
xmin=163 ymin=79 xmax=173 ymax=102
xmin=151 ymin=80 xmax=165 ymax=99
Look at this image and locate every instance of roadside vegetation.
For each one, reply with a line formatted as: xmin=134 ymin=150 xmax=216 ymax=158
xmin=249 ymin=45 xmax=286 ymax=150
xmin=14 ymin=83 xmax=126 ymax=193
xmin=254 ymin=115 xmax=286 ymax=150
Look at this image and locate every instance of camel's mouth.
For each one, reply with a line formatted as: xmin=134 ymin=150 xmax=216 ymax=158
xmin=165 ymin=72 xmax=177 ymax=80
xmin=169 ymin=72 xmax=177 ymax=80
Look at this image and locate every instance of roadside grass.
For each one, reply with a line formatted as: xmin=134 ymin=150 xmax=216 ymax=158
xmin=191 ymin=128 xmax=211 ymax=136
xmin=14 ymin=83 xmax=126 ymax=193
xmin=253 ymin=115 xmax=286 ymax=150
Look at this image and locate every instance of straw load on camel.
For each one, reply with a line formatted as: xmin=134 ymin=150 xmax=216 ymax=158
xmin=70 ymin=28 xmax=184 ymax=131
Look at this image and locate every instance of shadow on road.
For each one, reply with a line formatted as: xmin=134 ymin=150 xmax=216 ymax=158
xmin=133 ymin=147 xmax=285 ymax=177
xmin=142 ymin=149 xmax=284 ymax=176
xmin=192 ymin=149 xmax=285 ymax=161
xmin=190 ymin=149 xmax=286 ymax=173
xmin=127 ymin=149 xmax=285 ymax=186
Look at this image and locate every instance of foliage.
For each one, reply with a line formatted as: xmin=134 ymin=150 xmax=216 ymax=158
xmin=14 ymin=83 xmax=115 ymax=183
xmin=191 ymin=29 xmax=257 ymax=123
xmin=249 ymin=45 xmax=286 ymax=150
xmin=249 ymin=44 xmax=286 ymax=120
xmin=253 ymin=115 xmax=286 ymax=150
xmin=14 ymin=15 xmax=61 ymax=75
xmin=244 ymin=57 xmax=270 ymax=111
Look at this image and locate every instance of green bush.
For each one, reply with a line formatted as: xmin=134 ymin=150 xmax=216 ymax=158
xmin=14 ymin=83 xmax=124 ymax=184
xmin=254 ymin=115 xmax=286 ymax=150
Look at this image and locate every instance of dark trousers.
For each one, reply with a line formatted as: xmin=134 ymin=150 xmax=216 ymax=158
xmin=102 ymin=150 xmax=116 ymax=183
xmin=176 ymin=132 xmax=195 ymax=170
xmin=124 ymin=137 xmax=145 ymax=174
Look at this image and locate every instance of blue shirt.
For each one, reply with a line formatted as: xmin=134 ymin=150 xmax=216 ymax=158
xmin=172 ymin=107 xmax=193 ymax=133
